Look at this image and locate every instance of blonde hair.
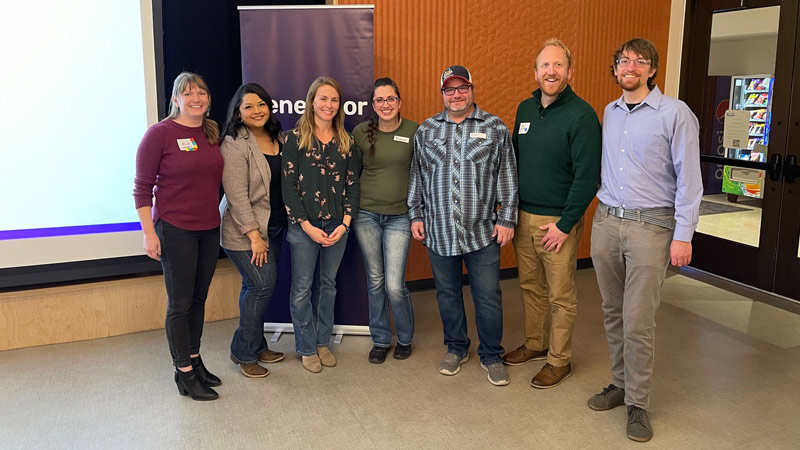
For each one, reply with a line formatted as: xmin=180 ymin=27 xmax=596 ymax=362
xmin=167 ymin=72 xmax=219 ymax=145
xmin=296 ymin=77 xmax=351 ymax=155
xmin=535 ymin=38 xmax=573 ymax=69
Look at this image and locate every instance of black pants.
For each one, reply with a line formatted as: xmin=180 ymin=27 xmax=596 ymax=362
xmin=155 ymin=220 xmax=220 ymax=367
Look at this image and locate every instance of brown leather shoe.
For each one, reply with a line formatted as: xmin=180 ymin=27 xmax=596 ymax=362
xmin=240 ymin=362 xmax=269 ymax=378
xmin=317 ymin=347 xmax=337 ymax=367
xmin=502 ymin=345 xmax=548 ymax=366
xmin=230 ymin=355 xmax=270 ymax=378
xmin=258 ymin=349 xmax=285 ymax=363
xmin=531 ymin=363 xmax=571 ymax=389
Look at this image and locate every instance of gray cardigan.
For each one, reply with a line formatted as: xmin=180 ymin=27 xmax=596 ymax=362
xmin=219 ymin=129 xmax=275 ymax=251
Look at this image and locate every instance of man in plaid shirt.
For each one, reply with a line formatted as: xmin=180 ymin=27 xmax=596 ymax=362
xmin=408 ymin=65 xmax=518 ymax=386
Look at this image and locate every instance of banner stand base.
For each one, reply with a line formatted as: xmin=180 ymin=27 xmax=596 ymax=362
xmin=270 ymin=331 xmax=281 ymax=342
xmin=264 ymin=323 xmax=371 ymax=343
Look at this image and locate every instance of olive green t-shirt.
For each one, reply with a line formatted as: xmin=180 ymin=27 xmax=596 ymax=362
xmin=353 ymin=118 xmax=419 ymax=215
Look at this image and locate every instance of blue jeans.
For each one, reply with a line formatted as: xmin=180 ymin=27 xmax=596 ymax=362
xmin=286 ymin=219 xmax=348 ymax=356
xmin=352 ymin=210 xmax=414 ymax=347
xmin=225 ymin=225 xmax=285 ymax=364
xmin=427 ymin=243 xmax=504 ymax=365
xmin=154 ymin=220 xmax=220 ymax=368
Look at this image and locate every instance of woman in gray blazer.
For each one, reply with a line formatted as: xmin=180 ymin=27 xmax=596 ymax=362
xmin=219 ymin=83 xmax=287 ymax=378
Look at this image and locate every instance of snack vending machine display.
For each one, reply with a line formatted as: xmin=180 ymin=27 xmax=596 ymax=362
xmin=722 ymin=75 xmax=773 ymax=199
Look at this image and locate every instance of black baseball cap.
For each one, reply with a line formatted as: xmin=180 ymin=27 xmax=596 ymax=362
xmin=441 ymin=65 xmax=472 ymax=87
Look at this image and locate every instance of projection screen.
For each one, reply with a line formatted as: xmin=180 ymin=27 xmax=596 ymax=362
xmin=0 ymin=0 xmax=161 ymax=288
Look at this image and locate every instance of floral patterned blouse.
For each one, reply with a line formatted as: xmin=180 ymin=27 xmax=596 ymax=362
xmin=281 ymin=128 xmax=360 ymax=223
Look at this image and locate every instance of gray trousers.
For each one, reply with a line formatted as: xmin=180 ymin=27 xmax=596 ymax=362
xmin=590 ymin=206 xmax=673 ymax=410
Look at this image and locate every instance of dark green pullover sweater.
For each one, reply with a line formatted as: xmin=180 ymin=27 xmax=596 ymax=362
xmin=512 ymin=85 xmax=601 ymax=234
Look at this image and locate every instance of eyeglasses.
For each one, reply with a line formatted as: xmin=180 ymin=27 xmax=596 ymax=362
xmin=373 ymin=96 xmax=399 ymax=105
xmin=441 ymin=84 xmax=472 ymax=96
xmin=616 ymin=57 xmax=651 ymax=68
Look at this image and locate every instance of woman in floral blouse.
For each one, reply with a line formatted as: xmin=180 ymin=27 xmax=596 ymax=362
xmin=282 ymin=77 xmax=359 ymax=373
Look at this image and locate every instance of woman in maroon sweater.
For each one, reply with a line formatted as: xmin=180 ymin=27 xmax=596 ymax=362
xmin=133 ymin=72 xmax=224 ymax=401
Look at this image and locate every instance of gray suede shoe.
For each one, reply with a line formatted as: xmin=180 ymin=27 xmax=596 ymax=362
xmin=588 ymin=384 xmax=626 ymax=411
xmin=626 ymin=406 xmax=653 ymax=442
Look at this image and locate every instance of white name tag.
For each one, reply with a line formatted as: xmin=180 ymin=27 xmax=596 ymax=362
xmin=176 ymin=138 xmax=198 ymax=152
xmin=393 ymin=135 xmax=410 ymax=143
xmin=469 ymin=132 xmax=487 ymax=139
xmin=518 ymin=122 xmax=530 ymax=134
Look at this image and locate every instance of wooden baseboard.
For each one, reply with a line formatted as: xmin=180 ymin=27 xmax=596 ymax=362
xmin=0 ymin=260 xmax=241 ymax=351
xmin=1 ymin=257 xmax=595 ymax=351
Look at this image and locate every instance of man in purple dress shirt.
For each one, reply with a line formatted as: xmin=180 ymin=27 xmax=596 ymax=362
xmin=587 ymin=38 xmax=703 ymax=443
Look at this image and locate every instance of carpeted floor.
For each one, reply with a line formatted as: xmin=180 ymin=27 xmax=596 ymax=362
xmin=1 ymin=270 xmax=799 ymax=449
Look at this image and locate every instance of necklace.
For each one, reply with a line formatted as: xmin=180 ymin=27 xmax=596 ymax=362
xmin=254 ymin=133 xmax=279 ymax=156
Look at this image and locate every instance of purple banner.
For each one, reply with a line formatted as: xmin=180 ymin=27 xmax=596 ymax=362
xmin=0 ymin=222 xmax=141 ymax=241
xmin=239 ymin=6 xmax=374 ymax=327
xmin=239 ymin=6 xmax=374 ymax=132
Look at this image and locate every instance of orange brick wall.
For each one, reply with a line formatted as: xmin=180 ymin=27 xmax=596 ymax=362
xmin=339 ymin=0 xmax=673 ymax=279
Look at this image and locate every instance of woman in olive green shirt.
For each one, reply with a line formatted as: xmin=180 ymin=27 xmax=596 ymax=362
xmin=352 ymin=78 xmax=419 ymax=364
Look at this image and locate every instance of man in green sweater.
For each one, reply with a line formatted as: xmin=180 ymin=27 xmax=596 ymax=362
xmin=503 ymin=38 xmax=601 ymax=389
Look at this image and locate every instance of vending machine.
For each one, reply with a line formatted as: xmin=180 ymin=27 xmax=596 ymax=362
xmin=722 ymin=75 xmax=773 ymax=199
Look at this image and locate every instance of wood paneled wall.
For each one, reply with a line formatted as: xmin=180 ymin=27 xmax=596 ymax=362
xmin=1 ymin=2 xmax=674 ymax=351
xmin=340 ymin=0 xmax=672 ymax=280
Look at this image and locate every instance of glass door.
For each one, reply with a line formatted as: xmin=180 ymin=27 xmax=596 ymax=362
xmin=681 ymin=0 xmax=800 ymax=301
xmin=773 ymin=1 xmax=800 ymax=300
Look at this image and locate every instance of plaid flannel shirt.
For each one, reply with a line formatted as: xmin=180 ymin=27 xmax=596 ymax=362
xmin=408 ymin=105 xmax=518 ymax=256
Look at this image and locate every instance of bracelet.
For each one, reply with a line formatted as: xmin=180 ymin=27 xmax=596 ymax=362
xmin=341 ymin=223 xmax=350 ymax=232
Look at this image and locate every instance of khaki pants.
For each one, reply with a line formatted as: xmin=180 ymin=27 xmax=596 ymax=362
xmin=590 ymin=206 xmax=673 ymax=410
xmin=513 ymin=211 xmax=584 ymax=367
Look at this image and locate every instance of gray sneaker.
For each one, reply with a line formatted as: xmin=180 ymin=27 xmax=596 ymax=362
xmin=480 ymin=362 xmax=510 ymax=386
xmin=439 ymin=352 xmax=469 ymax=375
xmin=588 ymin=384 xmax=625 ymax=411
xmin=626 ymin=405 xmax=653 ymax=442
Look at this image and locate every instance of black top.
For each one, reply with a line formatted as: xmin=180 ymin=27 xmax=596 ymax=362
xmin=626 ymin=102 xmax=640 ymax=111
xmin=265 ymin=150 xmax=287 ymax=229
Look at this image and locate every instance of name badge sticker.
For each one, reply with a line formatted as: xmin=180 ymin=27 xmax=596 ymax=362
xmin=469 ymin=132 xmax=487 ymax=139
xmin=519 ymin=122 xmax=530 ymax=134
xmin=177 ymin=138 xmax=198 ymax=152
xmin=394 ymin=135 xmax=410 ymax=143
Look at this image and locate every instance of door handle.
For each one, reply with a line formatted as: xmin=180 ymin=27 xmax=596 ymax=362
xmin=785 ymin=155 xmax=800 ymax=183
xmin=768 ymin=153 xmax=782 ymax=181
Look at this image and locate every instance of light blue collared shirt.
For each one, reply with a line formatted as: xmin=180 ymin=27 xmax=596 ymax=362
xmin=597 ymin=86 xmax=703 ymax=242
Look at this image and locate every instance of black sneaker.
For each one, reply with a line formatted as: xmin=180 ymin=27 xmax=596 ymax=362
xmin=368 ymin=346 xmax=390 ymax=364
xmin=626 ymin=406 xmax=653 ymax=442
xmin=393 ymin=343 xmax=412 ymax=360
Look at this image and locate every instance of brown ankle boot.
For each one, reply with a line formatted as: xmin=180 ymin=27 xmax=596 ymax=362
xmin=302 ymin=354 xmax=322 ymax=373
xmin=317 ymin=347 xmax=336 ymax=367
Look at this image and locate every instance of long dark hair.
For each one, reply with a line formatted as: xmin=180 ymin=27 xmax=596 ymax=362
xmin=221 ymin=83 xmax=282 ymax=142
xmin=366 ymin=77 xmax=401 ymax=161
